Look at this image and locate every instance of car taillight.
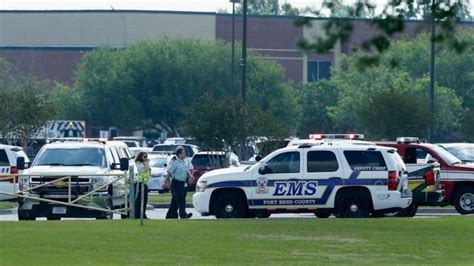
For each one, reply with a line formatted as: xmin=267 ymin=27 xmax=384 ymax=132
xmin=9 ymin=166 xmax=19 ymax=184
xmin=424 ymin=170 xmax=435 ymax=186
xmin=388 ymin=171 xmax=398 ymax=190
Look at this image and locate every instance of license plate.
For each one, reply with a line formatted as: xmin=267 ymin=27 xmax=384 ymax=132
xmin=52 ymin=206 xmax=67 ymax=214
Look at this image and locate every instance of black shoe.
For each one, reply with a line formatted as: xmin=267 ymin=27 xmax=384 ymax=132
xmin=181 ymin=213 xmax=193 ymax=219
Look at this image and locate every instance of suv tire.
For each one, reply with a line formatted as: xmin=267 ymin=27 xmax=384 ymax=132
xmin=336 ymin=191 xmax=370 ymax=218
xmin=454 ymin=187 xmax=474 ymax=215
xmin=214 ymin=193 xmax=248 ymax=219
xmin=314 ymin=209 xmax=332 ymax=219
xmin=97 ymin=197 xmax=114 ymax=220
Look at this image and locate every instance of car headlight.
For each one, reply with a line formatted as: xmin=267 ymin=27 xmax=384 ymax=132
xmin=91 ymin=177 xmax=107 ymax=191
xmin=196 ymin=181 xmax=207 ymax=192
xmin=19 ymin=177 xmax=30 ymax=191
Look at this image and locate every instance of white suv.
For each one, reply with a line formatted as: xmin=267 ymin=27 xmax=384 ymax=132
xmin=18 ymin=140 xmax=129 ymax=220
xmin=0 ymin=145 xmax=30 ymax=201
xmin=193 ymin=144 xmax=412 ymax=218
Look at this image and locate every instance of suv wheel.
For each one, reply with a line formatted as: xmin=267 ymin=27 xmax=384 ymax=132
xmin=97 ymin=197 xmax=114 ymax=220
xmin=214 ymin=193 xmax=248 ymax=219
xmin=336 ymin=191 xmax=370 ymax=218
xmin=314 ymin=209 xmax=332 ymax=219
xmin=454 ymin=187 xmax=474 ymax=215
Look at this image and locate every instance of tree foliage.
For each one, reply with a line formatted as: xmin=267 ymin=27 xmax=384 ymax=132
xmin=182 ymin=94 xmax=289 ymax=158
xmin=63 ymin=38 xmax=300 ymax=136
xmin=236 ymin=0 xmax=300 ymax=16
xmin=0 ymin=63 xmax=57 ymax=146
xmin=296 ymin=0 xmax=471 ymax=67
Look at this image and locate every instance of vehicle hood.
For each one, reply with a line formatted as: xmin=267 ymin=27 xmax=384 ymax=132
xmin=25 ymin=165 xmax=106 ymax=175
xmin=199 ymin=166 xmax=250 ymax=183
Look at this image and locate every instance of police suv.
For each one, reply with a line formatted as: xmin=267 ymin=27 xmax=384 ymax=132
xmin=193 ymin=140 xmax=412 ymax=218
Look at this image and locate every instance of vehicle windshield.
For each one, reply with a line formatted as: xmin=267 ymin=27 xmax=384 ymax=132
xmin=35 ymin=148 xmax=106 ymax=167
xmin=150 ymin=157 xmax=167 ymax=168
xmin=426 ymin=144 xmax=462 ymax=165
xmin=444 ymin=146 xmax=474 ymax=162
xmin=192 ymin=155 xmax=225 ymax=168
xmin=123 ymin=141 xmax=138 ymax=148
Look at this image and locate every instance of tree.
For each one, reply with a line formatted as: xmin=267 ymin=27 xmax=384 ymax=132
xmin=236 ymin=0 xmax=300 ymax=16
xmin=331 ymin=55 xmax=463 ymax=140
xmin=0 ymin=60 xmax=58 ymax=146
xmin=296 ymin=0 xmax=470 ymax=66
xmin=72 ymin=38 xmax=300 ymax=136
xmin=182 ymin=94 xmax=289 ymax=159
xmin=296 ymin=80 xmax=339 ymax=136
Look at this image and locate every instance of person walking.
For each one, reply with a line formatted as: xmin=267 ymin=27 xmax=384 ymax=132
xmin=164 ymin=146 xmax=193 ymax=219
xmin=134 ymin=151 xmax=151 ymax=219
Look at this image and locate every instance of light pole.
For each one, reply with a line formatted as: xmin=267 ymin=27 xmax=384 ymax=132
xmin=429 ymin=0 xmax=436 ymax=141
xmin=230 ymin=0 xmax=240 ymax=97
xmin=241 ymin=0 xmax=248 ymax=102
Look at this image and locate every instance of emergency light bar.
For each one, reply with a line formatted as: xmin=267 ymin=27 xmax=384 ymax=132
xmin=396 ymin=137 xmax=420 ymax=144
xmin=47 ymin=137 xmax=108 ymax=144
xmin=309 ymin=134 xmax=364 ymax=140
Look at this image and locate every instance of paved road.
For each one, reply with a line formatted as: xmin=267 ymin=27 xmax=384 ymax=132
xmin=0 ymin=207 xmax=461 ymax=221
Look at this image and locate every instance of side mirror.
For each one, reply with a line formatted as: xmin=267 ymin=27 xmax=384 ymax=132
xmin=255 ymin=155 xmax=262 ymax=162
xmin=427 ymin=158 xmax=438 ymax=164
xmin=258 ymin=164 xmax=272 ymax=175
xmin=16 ymin=157 xmax=26 ymax=170
xmin=119 ymin=158 xmax=129 ymax=171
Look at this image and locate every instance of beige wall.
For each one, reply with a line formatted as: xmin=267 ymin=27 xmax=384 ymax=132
xmin=0 ymin=12 xmax=216 ymax=46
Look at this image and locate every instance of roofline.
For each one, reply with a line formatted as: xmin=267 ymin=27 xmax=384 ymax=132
xmin=0 ymin=45 xmax=124 ymax=51
xmin=0 ymin=9 xmax=472 ymax=24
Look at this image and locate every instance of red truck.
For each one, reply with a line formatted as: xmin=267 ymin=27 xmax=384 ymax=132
xmin=377 ymin=137 xmax=474 ymax=215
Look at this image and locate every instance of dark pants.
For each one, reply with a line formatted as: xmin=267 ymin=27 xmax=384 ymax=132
xmin=166 ymin=179 xmax=187 ymax=219
xmin=134 ymin=182 xmax=148 ymax=219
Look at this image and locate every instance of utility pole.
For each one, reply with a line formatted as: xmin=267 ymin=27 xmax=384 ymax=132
xmin=429 ymin=0 xmax=436 ymax=141
xmin=230 ymin=0 xmax=239 ymax=96
xmin=241 ymin=0 xmax=248 ymax=102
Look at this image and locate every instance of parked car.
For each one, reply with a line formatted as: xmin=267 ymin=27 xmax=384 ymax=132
xmin=18 ymin=139 xmax=129 ymax=220
xmin=438 ymin=143 xmax=474 ymax=165
xmin=113 ymin=136 xmax=147 ymax=148
xmin=193 ymin=143 xmax=412 ymax=219
xmin=191 ymin=151 xmax=240 ymax=185
xmin=0 ymin=145 xmax=30 ymax=201
xmin=129 ymin=147 xmax=153 ymax=158
xmin=148 ymin=154 xmax=169 ymax=193
xmin=152 ymin=144 xmax=199 ymax=157
xmin=376 ymin=137 xmax=474 ymax=215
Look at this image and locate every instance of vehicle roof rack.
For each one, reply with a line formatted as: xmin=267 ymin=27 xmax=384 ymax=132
xmin=46 ymin=137 xmax=107 ymax=144
xmin=309 ymin=133 xmax=364 ymax=140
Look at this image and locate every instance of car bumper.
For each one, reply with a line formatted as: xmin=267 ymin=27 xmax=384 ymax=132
xmin=372 ymin=190 xmax=413 ymax=211
xmin=193 ymin=191 xmax=212 ymax=214
xmin=18 ymin=192 xmax=111 ymax=217
xmin=425 ymin=189 xmax=445 ymax=205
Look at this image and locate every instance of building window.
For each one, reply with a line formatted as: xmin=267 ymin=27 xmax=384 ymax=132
xmin=307 ymin=61 xmax=332 ymax=82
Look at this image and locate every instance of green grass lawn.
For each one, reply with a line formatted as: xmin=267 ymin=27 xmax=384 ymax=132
xmin=148 ymin=192 xmax=194 ymax=204
xmin=1 ymin=217 xmax=473 ymax=265
xmin=0 ymin=201 xmax=16 ymax=210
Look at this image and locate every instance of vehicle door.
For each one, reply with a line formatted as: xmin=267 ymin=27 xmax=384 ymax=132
xmin=107 ymin=147 xmax=126 ymax=205
xmin=251 ymin=151 xmax=303 ymax=209
xmin=403 ymin=146 xmax=437 ymax=193
xmin=303 ymin=149 xmax=344 ymax=208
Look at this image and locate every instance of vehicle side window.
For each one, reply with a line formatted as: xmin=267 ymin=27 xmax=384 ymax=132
xmin=307 ymin=151 xmax=339 ymax=172
xmin=267 ymin=152 xmax=300 ymax=174
xmin=404 ymin=148 xmax=420 ymax=164
xmin=344 ymin=151 xmax=387 ymax=171
xmin=0 ymin=149 xmax=9 ymax=166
